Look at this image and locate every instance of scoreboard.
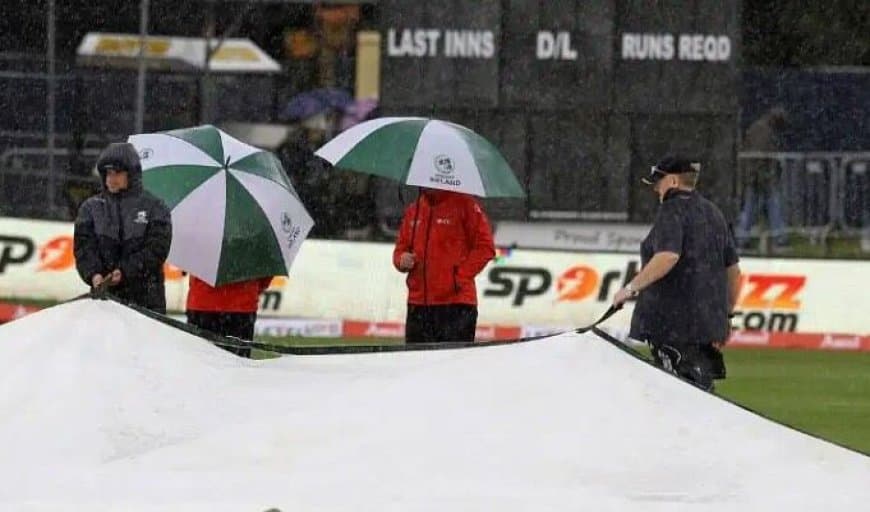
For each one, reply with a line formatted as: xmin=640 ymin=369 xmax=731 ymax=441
xmin=377 ymin=0 xmax=740 ymax=222
xmin=501 ymin=1 xmax=615 ymax=110
xmin=379 ymin=2 xmax=501 ymax=109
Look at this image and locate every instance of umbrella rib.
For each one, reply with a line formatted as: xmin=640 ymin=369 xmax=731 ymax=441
xmin=227 ymin=166 xmax=296 ymax=197
xmin=228 ymin=151 xmax=298 ymax=196
xmin=454 ymin=126 xmax=489 ymax=196
xmin=400 ymin=126 xmax=430 ymax=184
xmin=216 ymin=172 xmax=288 ymax=284
xmin=401 ymin=119 xmax=430 ymax=183
xmin=159 ymin=130 xmax=224 ymax=166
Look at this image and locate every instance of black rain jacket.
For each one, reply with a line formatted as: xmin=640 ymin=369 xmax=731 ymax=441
xmin=74 ymin=143 xmax=172 ymax=313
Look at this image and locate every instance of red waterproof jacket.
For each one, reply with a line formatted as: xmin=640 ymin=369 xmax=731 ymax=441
xmin=186 ymin=276 xmax=272 ymax=313
xmin=392 ymin=191 xmax=495 ymax=305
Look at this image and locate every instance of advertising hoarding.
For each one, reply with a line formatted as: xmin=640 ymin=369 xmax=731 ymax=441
xmin=3 ymin=219 xmax=866 ymax=348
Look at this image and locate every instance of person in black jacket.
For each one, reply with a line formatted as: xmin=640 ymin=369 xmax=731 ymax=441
xmin=74 ymin=142 xmax=172 ymax=313
xmin=613 ymin=156 xmax=741 ymax=392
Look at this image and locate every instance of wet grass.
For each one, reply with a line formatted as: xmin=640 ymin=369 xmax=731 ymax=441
xmin=716 ymin=348 xmax=870 ymax=455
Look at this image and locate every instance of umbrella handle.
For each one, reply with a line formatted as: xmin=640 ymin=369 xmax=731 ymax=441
xmin=408 ymin=188 xmax=422 ymax=251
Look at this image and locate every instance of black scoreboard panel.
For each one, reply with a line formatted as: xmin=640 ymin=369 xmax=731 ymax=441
xmin=626 ymin=114 xmax=737 ymax=222
xmin=379 ymin=0 xmax=501 ymax=109
xmin=375 ymin=1 xmax=740 ymax=222
xmin=613 ymin=0 xmax=740 ymax=114
xmin=526 ymin=111 xmax=631 ymax=217
xmin=500 ymin=0 xmax=615 ymax=110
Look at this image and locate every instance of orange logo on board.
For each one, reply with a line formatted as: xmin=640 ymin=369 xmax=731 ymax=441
xmin=269 ymin=276 xmax=288 ymax=288
xmin=556 ymin=265 xmax=599 ymax=301
xmin=36 ymin=235 xmax=189 ymax=284
xmin=738 ymin=274 xmax=805 ymax=310
xmin=38 ymin=236 xmax=74 ymax=271
xmin=163 ymin=263 xmax=184 ymax=281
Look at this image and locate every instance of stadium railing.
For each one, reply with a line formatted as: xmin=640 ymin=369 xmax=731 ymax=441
xmin=736 ymin=150 xmax=869 ymax=254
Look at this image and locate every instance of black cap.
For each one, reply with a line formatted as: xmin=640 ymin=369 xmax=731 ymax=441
xmin=641 ymin=155 xmax=701 ymax=185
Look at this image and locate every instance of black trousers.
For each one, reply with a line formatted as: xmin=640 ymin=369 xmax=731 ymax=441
xmin=187 ymin=311 xmax=256 ymax=358
xmin=405 ymin=304 xmax=478 ymax=344
xmin=648 ymin=342 xmax=726 ymax=392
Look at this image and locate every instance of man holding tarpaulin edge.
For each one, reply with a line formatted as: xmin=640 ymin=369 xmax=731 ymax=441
xmin=612 ymin=156 xmax=741 ymax=391
xmin=74 ymin=142 xmax=172 ymax=313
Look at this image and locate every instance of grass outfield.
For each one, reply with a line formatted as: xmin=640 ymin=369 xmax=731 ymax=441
xmin=255 ymin=336 xmax=870 ymax=455
xmin=717 ymin=348 xmax=870 ymax=455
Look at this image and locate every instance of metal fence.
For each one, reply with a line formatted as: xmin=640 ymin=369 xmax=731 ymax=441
xmin=1 ymin=62 xmax=868 ymax=251
xmin=0 ymin=62 xmax=301 ymax=221
xmin=0 ymin=144 xmax=102 ymax=220
xmin=736 ymin=151 xmax=869 ymax=246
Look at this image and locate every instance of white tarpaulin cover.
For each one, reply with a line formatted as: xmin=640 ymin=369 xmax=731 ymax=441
xmin=0 ymin=299 xmax=867 ymax=511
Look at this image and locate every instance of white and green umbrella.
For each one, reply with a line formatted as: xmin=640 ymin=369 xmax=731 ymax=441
xmin=314 ymin=117 xmax=525 ymax=198
xmin=128 ymin=125 xmax=313 ymax=287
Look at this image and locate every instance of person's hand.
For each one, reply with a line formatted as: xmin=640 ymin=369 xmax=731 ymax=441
xmin=398 ymin=252 xmax=416 ymax=272
xmin=91 ymin=273 xmax=105 ymax=288
xmin=109 ymin=269 xmax=122 ymax=285
xmin=612 ymin=286 xmax=638 ymax=308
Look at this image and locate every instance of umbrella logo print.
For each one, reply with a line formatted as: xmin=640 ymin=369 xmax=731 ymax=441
xmin=434 ymin=154 xmax=454 ymax=175
xmin=281 ymin=212 xmax=301 ymax=248
xmin=138 ymin=148 xmax=153 ymax=161
xmin=431 ymin=154 xmax=461 ymax=187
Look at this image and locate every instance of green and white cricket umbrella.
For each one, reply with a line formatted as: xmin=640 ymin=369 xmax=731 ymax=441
xmin=314 ymin=117 xmax=525 ymax=198
xmin=128 ymin=125 xmax=313 ymax=287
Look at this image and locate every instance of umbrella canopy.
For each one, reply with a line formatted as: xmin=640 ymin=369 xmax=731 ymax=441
xmin=128 ymin=125 xmax=313 ymax=287
xmin=339 ymin=98 xmax=379 ymax=131
xmin=281 ymin=87 xmax=354 ymax=122
xmin=314 ymin=117 xmax=525 ymax=198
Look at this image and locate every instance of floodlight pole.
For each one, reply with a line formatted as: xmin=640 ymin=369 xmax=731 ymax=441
xmin=46 ymin=0 xmax=57 ymax=213
xmin=199 ymin=1 xmax=251 ymax=125
xmin=135 ymin=0 xmax=150 ymax=134
xmin=200 ymin=1 xmax=216 ymax=124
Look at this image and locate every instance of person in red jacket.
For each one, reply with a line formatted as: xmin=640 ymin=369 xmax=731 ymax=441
xmin=393 ymin=188 xmax=495 ymax=343
xmin=186 ymin=275 xmax=273 ymax=357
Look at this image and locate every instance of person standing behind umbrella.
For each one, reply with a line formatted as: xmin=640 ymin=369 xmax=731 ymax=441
xmin=74 ymin=142 xmax=172 ymax=313
xmin=393 ymin=188 xmax=495 ymax=343
xmin=186 ymin=275 xmax=273 ymax=358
